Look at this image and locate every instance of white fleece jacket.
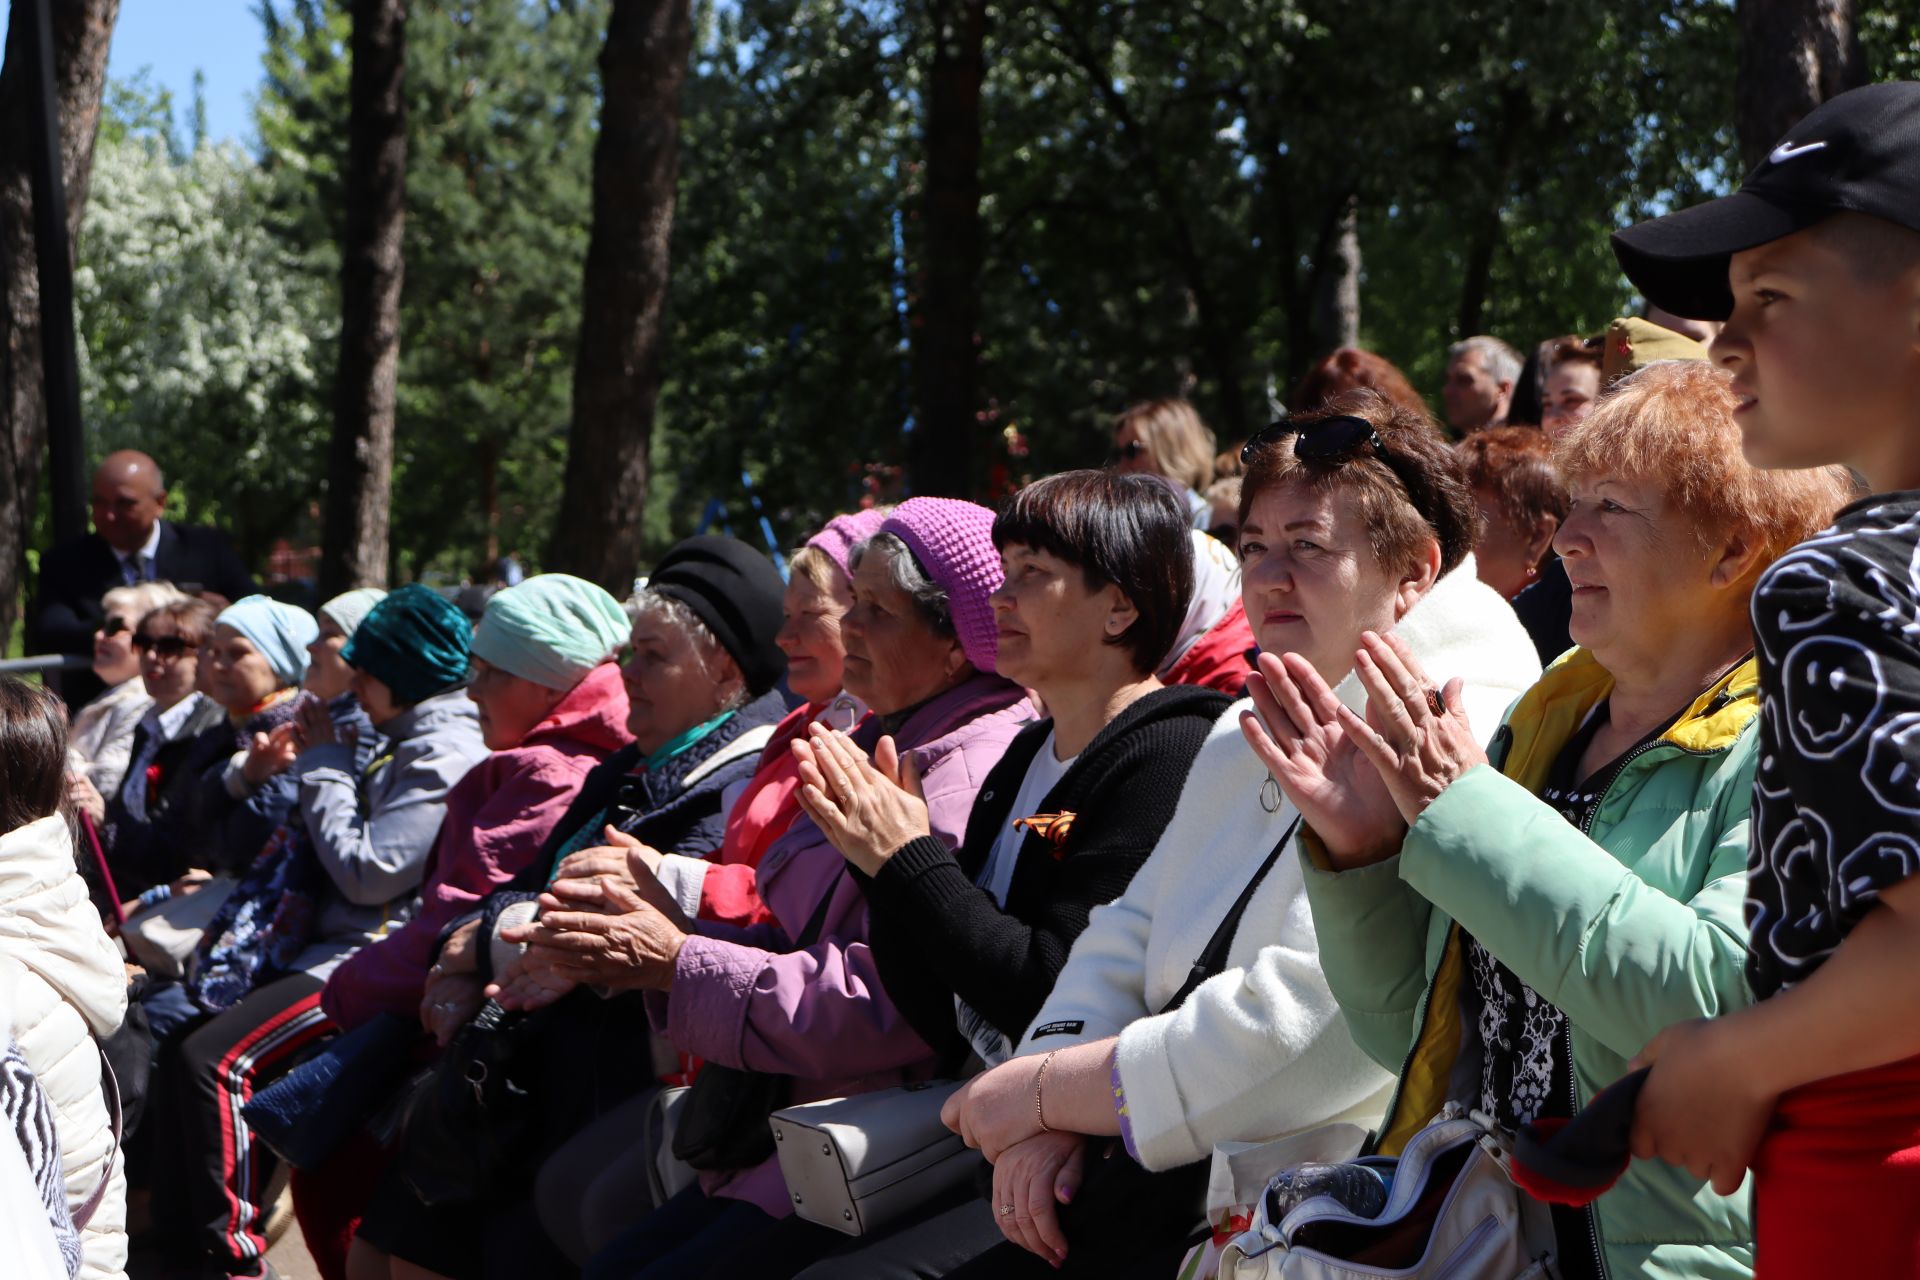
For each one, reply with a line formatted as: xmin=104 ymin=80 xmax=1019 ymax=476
xmin=0 ymin=817 xmax=130 ymax=1280
xmin=1016 ymin=561 xmax=1540 ymax=1171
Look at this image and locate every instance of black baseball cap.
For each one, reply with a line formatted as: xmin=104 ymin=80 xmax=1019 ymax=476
xmin=1612 ymin=80 xmax=1920 ymax=321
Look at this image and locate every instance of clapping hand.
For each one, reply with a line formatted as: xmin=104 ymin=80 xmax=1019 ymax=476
xmin=1241 ymin=649 xmax=1406 ymax=867
xmin=242 ymin=722 xmax=300 ymax=785
xmin=293 ymin=696 xmax=353 ymax=752
xmin=792 ymin=726 xmax=930 ymax=876
xmin=1335 ymin=631 xmax=1488 ymax=825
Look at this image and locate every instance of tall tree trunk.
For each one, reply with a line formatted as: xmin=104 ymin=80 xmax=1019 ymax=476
xmin=0 ymin=0 xmax=118 ymax=648
xmin=1456 ymin=90 xmax=1526 ymax=339
xmin=1737 ymin=0 xmax=1865 ymax=172
xmin=1311 ymin=193 xmax=1361 ymax=354
xmin=320 ymin=0 xmax=407 ymax=597
xmin=1049 ymin=11 xmax=1249 ymax=441
xmin=548 ymin=0 xmax=692 ymax=591
xmin=909 ymin=0 xmax=985 ymax=499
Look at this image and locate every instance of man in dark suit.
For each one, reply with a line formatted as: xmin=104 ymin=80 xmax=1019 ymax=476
xmin=29 ymin=450 xmax=257 ymax=707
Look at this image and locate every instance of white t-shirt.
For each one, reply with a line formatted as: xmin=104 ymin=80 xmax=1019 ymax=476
xmin=956 ymin=730 xmax=1077 ymax=1064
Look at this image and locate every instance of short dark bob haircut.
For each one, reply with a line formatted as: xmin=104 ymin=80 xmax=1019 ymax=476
xmin=993 ymin=469 xmax=1194 ymax=674
xmin=0 ymin=676 xmax=68 ymax=837
xmin=1239 ymin=389 xmax=1479 ymax=578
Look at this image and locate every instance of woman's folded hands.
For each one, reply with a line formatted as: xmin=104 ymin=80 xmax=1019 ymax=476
xmin=490 ymin=833 xmax=695 ymax=1009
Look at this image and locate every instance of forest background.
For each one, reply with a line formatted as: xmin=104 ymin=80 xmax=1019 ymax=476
xmin=4 ymin=0 xmax=1919 ymax=629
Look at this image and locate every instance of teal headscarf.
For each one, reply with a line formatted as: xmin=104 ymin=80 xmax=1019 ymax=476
xmin=470 ymin=574 xmax=628 ymax=691
xmin=343 ymin=584 xmax=474 ymax=705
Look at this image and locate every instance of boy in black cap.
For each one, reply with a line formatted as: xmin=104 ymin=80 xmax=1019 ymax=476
xmin=1611 ymin=80 xmax=1920 ymax=1276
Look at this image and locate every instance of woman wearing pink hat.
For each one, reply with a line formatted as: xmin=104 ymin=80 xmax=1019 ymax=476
xmin=659 ymin=508 xmax=887 ymax=928
xmin=517 ymin=497 xmax=1036 ymax=1279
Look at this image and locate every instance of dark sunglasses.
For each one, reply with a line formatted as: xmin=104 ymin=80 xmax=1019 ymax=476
xmin=1241 ymin=412 xmax=1431 ymax=518
xmin=132 ymin=633 xmax=191 ymax=659
xmin=100 ymin=617 xmax=131 ymax=637
xmin=1107 ymin=439 xmax=1148 ymax=465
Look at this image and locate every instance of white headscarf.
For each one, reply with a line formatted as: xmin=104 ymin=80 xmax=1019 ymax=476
xmin=1157 ymin=530 xmax=1242 ymax=677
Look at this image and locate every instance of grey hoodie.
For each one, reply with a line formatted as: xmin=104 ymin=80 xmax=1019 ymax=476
xmin=291 ymin=688 xmax=488 ymax=976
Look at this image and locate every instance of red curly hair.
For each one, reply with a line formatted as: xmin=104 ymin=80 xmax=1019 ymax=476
xmin=1293 ymin=348 xmax=1430 ymax=421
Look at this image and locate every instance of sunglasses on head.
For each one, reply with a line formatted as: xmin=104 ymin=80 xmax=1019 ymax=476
xmin=1241 ymin=412 xmax=1431 ymax=518
xmin=1107 ymin=440 xmax=1148 ymax=465
xmin=132 ymin=633 xmax=191 ymax=659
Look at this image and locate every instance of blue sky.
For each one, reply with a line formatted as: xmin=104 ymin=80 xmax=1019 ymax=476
xmin=3 ymin=0 xmax=266 ymax=147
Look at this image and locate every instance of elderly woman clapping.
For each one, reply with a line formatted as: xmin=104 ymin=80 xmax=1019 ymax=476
xmin=938 ymin=392 xmax=1540 ymax=1277
xmin=349 ymin=539 xmax=796 ymax=1280
xmin=783 ymin=471 xmax=1231 ymax=1277
xmin=1257 ymin=362 xmax=1854 ymax=1279
xmin=509 ymin=501 xmax=1035 ymax=1280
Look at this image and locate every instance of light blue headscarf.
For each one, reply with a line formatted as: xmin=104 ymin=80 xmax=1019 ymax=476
xmin=216 ymin=595 xmax=320 ymax=687
xmin=470 ymin=574 xmax=628 ymax=692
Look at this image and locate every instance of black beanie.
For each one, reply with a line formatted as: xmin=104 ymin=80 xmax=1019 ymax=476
xmin=648 ymin=535 xmax=788 ymax=697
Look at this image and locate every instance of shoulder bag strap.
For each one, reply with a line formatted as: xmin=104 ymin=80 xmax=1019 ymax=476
xmin=1158 ymin=814 xmax=1302 ymax=1015
xmin=72 ymin=1047 xmax=123 ymax=1232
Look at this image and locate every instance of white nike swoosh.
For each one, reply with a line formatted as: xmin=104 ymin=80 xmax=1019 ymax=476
xmin=1770 ymin=140 xmax=1829 ymax=164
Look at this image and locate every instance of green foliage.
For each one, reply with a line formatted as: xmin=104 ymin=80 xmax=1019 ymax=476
xmin=75 ymin=105 xmax=331 ymax=560
xmin=69 ymin=0 xmax=1920 ymax=577
xmin=248 ymin=0 xmax=602 ymax=578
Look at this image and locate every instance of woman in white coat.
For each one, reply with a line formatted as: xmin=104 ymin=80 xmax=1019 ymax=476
xmin=0 ymin=677 xmax=131 ymax=1280
xmin=940 ymin=393 xmax=1541 ymax=1277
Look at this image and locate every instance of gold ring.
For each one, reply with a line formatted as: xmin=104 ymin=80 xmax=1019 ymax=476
xmin=1000 ymin=1204 xmax=1016 ymax=1216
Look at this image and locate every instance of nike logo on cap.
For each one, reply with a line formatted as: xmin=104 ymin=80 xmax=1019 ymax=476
xmin=1770 ymin=140 xmax=1829 ymax=164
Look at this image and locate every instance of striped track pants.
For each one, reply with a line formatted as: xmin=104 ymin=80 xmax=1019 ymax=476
xmin=153 ymin=971 xmax=335 ymax=1273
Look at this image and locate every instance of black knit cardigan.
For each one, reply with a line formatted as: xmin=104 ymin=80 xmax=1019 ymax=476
xmin=858 ymin=682 xmax=1228 ymax=1059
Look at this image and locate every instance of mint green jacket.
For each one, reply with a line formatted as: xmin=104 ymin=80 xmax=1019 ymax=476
xmin=1301 ymin=650 xmax=1758 ymax=1280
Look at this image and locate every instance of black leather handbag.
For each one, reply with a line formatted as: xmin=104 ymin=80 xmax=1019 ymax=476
xmin=396 ymin=998 xmax=550 ymax=1206
xmin=1053 ymin=817 xmax=1302 ymax=1272
xmin=671 ymin=870 xmax=845 ymax=1172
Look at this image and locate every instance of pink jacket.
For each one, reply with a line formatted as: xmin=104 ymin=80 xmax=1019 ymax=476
xmin=656 ymin=672 xmax=1036 ymax=1213
xmin=321 ymin=663 xmax=631 ymax=1030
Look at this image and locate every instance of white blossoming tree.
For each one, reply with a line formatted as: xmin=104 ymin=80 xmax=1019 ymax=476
xmin=75 ymin=125 xmax=331 ymax=568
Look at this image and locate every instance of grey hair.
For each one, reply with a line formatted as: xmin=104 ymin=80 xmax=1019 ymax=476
xmin=848 ymin=533 xmax=955 ymax=637
xmin=1447 ymin=335 xmax=1522 ymax=388
xmin=624 ymin=588 xmax=749 ymax=714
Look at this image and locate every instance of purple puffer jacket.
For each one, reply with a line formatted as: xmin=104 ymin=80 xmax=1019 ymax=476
xmin=653 ymin=672 xmax=1036 ymax=1213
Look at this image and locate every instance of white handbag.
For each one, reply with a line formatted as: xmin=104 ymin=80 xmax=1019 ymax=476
xmin=1216 ymin=1107 xmax=1558 ymax=1280
xmin=121 ymin=875 xmax=237 ymax=978
xmin=769 ymin=1080 xmax=983 ymax=1236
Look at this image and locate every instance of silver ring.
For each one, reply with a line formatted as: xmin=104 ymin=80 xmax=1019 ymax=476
xmin=999 ymin=1204 xmax=1015 ymax=1217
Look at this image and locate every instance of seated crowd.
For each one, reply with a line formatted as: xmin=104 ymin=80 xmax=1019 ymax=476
xmin=10 ymin=85 xmax=1920 ymax=1279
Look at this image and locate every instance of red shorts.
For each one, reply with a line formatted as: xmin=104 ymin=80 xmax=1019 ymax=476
xmin=1754 ymin=1052 xmax=1920 ymax=1278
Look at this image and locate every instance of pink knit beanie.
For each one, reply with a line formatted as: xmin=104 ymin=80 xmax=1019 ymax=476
xmin=805 ymin=507 xmax=889 ymax=580
xmin=877 ymin=497 xmax=1003 ymax=674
